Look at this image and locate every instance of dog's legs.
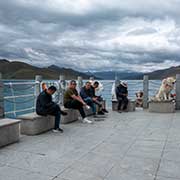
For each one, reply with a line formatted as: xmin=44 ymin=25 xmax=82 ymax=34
xmin=163 ymin=92 xmax=167 ymax=100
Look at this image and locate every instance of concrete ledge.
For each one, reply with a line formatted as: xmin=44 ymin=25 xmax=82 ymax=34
xmin=61 ymin=107 xmax=79 ymax=124
xmin=18 ymin=113 xmax=54 ymax=135
xmin=149 ymin=101 xmax=175 ymax=113
xmin=112 ymin=100 xmax=136 ymax=112
xmin=0 ymin=118 xmax=21 ymax=148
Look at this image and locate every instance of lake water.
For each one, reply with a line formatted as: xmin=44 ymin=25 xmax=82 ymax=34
xmin=3 ymin=79 xmax=164 ymax=118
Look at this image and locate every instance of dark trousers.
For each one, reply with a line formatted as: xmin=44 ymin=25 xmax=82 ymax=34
xmin=64 ymin=100 xmax=86 ymax=119
xmin=36 ymin=104 xmax=61 ymax=129
xmin=117 ymin=96 xmax=128 ymax=110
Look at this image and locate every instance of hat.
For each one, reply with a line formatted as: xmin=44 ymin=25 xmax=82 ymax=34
xmin=121 ymin=81 xmax=128 ymax=87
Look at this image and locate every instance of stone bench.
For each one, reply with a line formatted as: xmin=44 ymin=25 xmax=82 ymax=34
xmin=0 ymin=118 xmax=21 ymax=148
xmin=61 ymin=107 xmax=79 ymax=124
xmin=149 ymin=101 xmax=175 ymax=113
xmin=18 ymin=113 xmax=54 ymax=135
xmin=112 ymin=100 xmax=136 ymax=112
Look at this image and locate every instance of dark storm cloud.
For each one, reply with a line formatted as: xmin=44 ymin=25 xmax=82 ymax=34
xmin=0 ymin=0 xmax=180 ymax=72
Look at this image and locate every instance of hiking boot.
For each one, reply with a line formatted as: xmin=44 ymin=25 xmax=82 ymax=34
xmin=102 ymin=108 xmax=109 ymax=113
xmin=97 ymin=111 xmax=105 ymax=115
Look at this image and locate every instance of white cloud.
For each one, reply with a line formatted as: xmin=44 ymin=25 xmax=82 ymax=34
xmin=0 ymin=0 xmax=180 ymax=72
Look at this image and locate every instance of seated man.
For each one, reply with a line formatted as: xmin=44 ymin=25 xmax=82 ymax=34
xmin=116 ymin=81 xmax=128 ymax=112
xmin=90 ymin=81 xmax=108 ymax=114
xmin=63 ymin=80 xmax=92 ymax=124
xmin=36 ymin=86 xmax=67 ymax=133
xmin=80 ymin=81 xmax=97 ymax=115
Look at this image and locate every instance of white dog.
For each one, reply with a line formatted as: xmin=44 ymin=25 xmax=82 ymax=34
xmin=153 ymin=77 xmax=176 ymax=101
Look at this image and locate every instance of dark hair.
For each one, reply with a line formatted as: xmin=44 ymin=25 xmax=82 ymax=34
xmin=86 ymin=81 xmax=91 ymax=85
xmin=70 ymin=80 xmax=77 ymax=85
xmin=94 ymin=81 xmax=99 ymax=86
xmin=48 ymin=86 xmax=57 ymax=91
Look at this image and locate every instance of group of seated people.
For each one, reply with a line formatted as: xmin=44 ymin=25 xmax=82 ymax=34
xmin=36 ymin=80 xmax=108 ymax=133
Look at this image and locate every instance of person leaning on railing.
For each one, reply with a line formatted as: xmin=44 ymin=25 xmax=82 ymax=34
xmin=36 ymin=86 xmax=68 ymax=133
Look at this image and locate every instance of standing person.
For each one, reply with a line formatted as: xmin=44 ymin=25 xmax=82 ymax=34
xmin=63 ymin=80 xmax=93 ymax=124
xmin=116 ymin=81 xmax=129 ymax=112
xmin=36 ymin=86 xmax=67 ymax=133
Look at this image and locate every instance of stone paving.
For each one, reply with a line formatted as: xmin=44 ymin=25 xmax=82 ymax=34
xmin=0 ymin=109 xmax=180 ymax=180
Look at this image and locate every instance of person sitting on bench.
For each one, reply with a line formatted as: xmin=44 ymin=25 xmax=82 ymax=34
xmin=80 ymin=81 xmax=97 ymax=115
xmin=116 ymin=81 xmax=128 ymax=113
xmin=36 ymin=86 xmax=67 ymax=133
xmin=90 ymin=81 xmax=108 ymax=114
xmin=64 ymin=80 xmax=93 ymax=124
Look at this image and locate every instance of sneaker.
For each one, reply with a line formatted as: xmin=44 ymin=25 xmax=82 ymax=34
xmin=97 ymin=111 xmax=105 ymax=115
xmin=52 ymin=128 xmax=64 ymax=133
xmin=102 ymin=109 xmax=109 ymax=113
xmin=82 ymin=117 xmax=93 ymax=124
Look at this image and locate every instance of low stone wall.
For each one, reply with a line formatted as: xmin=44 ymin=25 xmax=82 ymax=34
xmin=18 ymin=113 xmax=54 ymax=135
xmin=112 ymin=100 xmax=136 ymax=112
xmin=61 ymin=108 xmax=79 ymax=124
xmin=0 ymin=118 xmax=21 ymax=147
xmin=149 ymin=101 xmax=175 ymax=113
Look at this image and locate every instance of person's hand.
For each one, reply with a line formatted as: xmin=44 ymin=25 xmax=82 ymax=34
xmin=92 ymin=97 xmax=97 ymax=101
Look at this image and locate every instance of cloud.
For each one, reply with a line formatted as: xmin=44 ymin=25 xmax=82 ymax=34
xmin=0 ymin=0 xmax=180 ymax=72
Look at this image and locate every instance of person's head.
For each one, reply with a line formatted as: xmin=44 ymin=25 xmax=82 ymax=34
xmin=69 ymin=80 xmax=77 ymax=89
xmin=85 ymin=81 xmax=91 ymax=89
xmin=93 ymin=81 xmax=99 ymax=89
xmin=47 ymin=86 xmax=57 ymax=95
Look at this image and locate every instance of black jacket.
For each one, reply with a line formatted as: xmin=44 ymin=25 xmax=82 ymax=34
xmin=36 ymin=91 xmax=60 ymax=116
xmin=116 ymin=84 xmax=128 ymax=99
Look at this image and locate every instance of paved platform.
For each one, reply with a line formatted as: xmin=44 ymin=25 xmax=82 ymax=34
xmin=0 ymin=109 xmax=180 ymax=180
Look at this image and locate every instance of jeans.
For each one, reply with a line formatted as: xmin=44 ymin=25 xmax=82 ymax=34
xmin=84 ymin=97 xmax=96 ymax=114
xmin=54 ymin=111 xmax=61 ymax=129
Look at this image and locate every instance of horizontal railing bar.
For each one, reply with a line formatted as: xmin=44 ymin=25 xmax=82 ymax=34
xmin=4 ymin=107 xmax=35 ymax=115
xmin=4 ymin=94 xmax=35 ymax=99
xmin=4 ymin=82 xmax=36 ymax=86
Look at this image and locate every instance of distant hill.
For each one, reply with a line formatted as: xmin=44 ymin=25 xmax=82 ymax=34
xmin=0 ymin=59 xmax=93 ymax=80
xmin=144 ymin=66 xmax=180 ymax=79
xmin=90 ymin=71 xmax=143 ymax=80
xmin=89 ymin=66 xmax=180 ymax=80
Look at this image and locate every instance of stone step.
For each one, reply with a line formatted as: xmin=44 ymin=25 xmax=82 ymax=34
xmin=149 ymin=101 xmax=175 ymax=113
xmin=112 ymin=100 xmax=136 ymax=112
xmin=0 ymin=118 xmax=21 ymax=148
xmin=18 ymin=113 xmax=54 ymax=135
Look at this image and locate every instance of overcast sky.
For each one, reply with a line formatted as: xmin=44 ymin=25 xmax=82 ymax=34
xmin=0 ymin=0 xmax=180 ymax=72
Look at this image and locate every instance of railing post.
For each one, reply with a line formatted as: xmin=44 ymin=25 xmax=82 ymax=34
xmin=89 ymin=76 xmax=94 ymax=81
xmin=176 ymin=74 xmax=180 ymax=110
xmin=143 ymin=75 xmax=149 ymax=109
xmin=115 ymin=76 xmax=120 ymax=87
xmin=77 ymin=76 xmax=83 ymax=92
xmin=34 ymin=75 xmax=43 ymax=107
xmin=59 ymin=75 xmax=66 ymax=105
xmin=0 ymin=73 xmax=4 ymax=118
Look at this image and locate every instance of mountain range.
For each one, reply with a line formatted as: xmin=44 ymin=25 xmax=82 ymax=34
xmin=0 ymin=59 xmax=180 ymax=80
xmin=0 ymin=59 xmax=92 ymax=80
